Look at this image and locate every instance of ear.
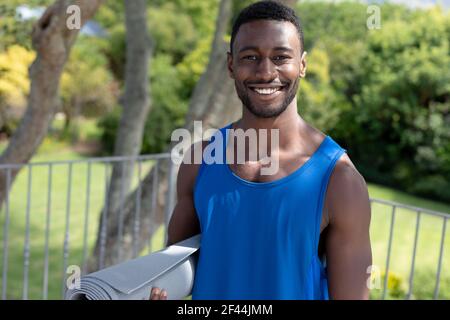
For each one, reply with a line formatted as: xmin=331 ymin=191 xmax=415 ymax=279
xmin=227 ymin=52 xmax=234 ymax=79
xmin=299 ymin=51 xmax=307 ymax=78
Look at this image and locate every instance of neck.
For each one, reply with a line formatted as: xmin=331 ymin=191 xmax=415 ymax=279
xmin=234 ymin=99 xmax=309 ymax=150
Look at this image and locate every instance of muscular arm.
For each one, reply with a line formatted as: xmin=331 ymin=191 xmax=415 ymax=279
xmin=166 ymin=142 xmax=205 ymax=246
xmin=150 ymin=143 xmax=204 ymax=300
xmin=325 ymin=154 xmax=372 ymax=300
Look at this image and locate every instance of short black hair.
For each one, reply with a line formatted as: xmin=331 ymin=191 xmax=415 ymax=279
xmin=230 ymin=0 xmax=304 ymax=54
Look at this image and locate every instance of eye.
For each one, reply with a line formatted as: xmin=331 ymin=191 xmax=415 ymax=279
xmin=273 ymin=55 xmax=289 ymax=61
xmin=242 ymin=55 xmax=257 ymax=61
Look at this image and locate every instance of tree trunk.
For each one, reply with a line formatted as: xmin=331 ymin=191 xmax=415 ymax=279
xmin=88 ymin=0 xmax=152 ymax=270
xmin=0 ymin=0 xmax=103 ymax=205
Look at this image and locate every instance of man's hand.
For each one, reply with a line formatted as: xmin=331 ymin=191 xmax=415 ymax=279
xmin=149 ymin=287 xmax=167 ymax=300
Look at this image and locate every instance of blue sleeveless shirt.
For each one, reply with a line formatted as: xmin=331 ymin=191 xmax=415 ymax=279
xmin=191 ymin=124 xmax=346 ymax=300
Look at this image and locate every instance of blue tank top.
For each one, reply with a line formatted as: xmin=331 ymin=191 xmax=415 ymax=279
xmin=191 ymin=123 xmax=346 ymax=300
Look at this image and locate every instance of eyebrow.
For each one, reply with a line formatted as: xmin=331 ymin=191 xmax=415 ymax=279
xmin=238 ymin=46 xmax=295 ymax=53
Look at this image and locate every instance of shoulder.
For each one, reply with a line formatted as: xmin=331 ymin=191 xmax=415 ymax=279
xmin=326 ymin=152 xmax=371 ymax=226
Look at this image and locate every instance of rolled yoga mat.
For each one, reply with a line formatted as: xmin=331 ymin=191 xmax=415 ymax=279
xmin=65 ymin=234 xmax=200 ymax=300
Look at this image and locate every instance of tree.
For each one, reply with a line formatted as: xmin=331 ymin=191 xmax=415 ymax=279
xmin=335 ymin=7 xmax=450 ymax=202
xmin=89 ymin=0 xmax=152 ymax=269
xmin=0 ymin=0 xmax=103 ymax=206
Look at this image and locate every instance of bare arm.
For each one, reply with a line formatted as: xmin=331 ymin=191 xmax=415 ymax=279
xmin=166 ymin=141 xmax=208 ymax=245
xmin=166 ymin=153 xmax=202 ymax=246
xmin=150 ymin=142 xmax=204 ymax=299
xmin=325 ymin=154 xmax=372 ymax=300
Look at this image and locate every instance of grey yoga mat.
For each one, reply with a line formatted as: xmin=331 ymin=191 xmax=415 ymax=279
xmin=65 ymin=234 xmax=200 ymax=300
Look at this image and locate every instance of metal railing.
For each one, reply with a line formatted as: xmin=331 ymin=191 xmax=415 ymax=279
xmin=0 ymin=154 xmax=175 ymax=300
xmin=0 ymin=155 xmax=448 ymax=300
xmin=370 ymin=198 xmax=449 ymax=300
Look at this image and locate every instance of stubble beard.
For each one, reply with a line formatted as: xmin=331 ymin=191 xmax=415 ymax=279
xmin=235 ymin=77 xmax=300 ymax=119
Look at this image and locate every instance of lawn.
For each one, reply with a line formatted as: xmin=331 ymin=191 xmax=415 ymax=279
xmin=368 ymin=185 xmax=450 ymax=299
xmin=0 ymin=133 xmax=449 ymax=300
xmin=0 ymin=132 xmax=165 ymax=300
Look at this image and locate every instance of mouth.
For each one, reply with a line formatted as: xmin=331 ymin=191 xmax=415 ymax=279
xmin=247 ymin=85 xmax=286 ymax=97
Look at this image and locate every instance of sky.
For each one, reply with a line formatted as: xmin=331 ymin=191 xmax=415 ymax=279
xmin=367 ymin=0 xmax=449 ymax=9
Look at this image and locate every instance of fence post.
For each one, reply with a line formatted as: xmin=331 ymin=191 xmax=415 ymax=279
xmin=164 ymin=159 xmax=177 ymax=246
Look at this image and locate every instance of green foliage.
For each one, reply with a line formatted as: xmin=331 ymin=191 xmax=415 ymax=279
xmin=0 ymin=1 xmax=53 ymax=50
xmin=293 ymin=2 xmax=450 ymax=203
xmin=97 ymin=107 xmax=120 ymax=155
xmin=296 ymin=2 xmax=370 ymax=133
xmin=102 ymin=24 xmax=126 ymax=82
xmin=96 ymin=0 xmax=220 ymax=80
xmin=411 ymin=268 xmax=450 ymax=300
xmin=176 ymin=36 xmax=212 ymax=100
xmin=60 ymin=37 xmax=117 ymax=141
xmin=150 ymin=0 xmax=220 ymax=37
xmin=369 ymin=268 xmax=450 ymax=300
xmin=298 ymin=1 xmax=369 ymax=51
xmin=0 ymin=45 xmax=35 ymax=133
xmin=0 ymin=45 xmax=34 ymax=107
xmin=384 ymin=271 xmax=407 ymax=299
xmin=0 ymin=39 xmax=116 ymax=138
xmin=335 ymin=7 xmax=450 ymax=202
xmin=98 ymin=0 xmax=217 ymax=155
xmin=99 ymin=54 xmax=188 ymax=155
xmin=297 ymin=44 xmax=350 ymax=132
xmin=147 ymin=3 xmax=198 ymax=64
xmin=144 ymin=54 xmax=188 ymax=153
xmin=369 ymin=271 xmax=407 ymax=300
xmin=94 ymin=1 xmax=125 ymax=31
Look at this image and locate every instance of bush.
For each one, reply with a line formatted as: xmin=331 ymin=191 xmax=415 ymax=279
xmin=342 ymin=8 xmax=450 ymax=202
xmin=0 ymin=45 xmax=35 ymax=134
xmin=370 ymin=271 xmax=407 ymax=300
xmin=97 ymin=107 xmax=120 ymax=155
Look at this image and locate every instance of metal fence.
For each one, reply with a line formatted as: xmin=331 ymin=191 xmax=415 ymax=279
xmin=0 ymin=154 xmax=175 ymax=300
xmin=369 ymin=198 xmax=449 ymax=300
xmin=0 ymin=154 xmax=448 ymax=300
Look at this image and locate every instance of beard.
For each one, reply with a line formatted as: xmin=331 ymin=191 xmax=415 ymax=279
xmin=234 ymin=77 xmax=300 ymax=118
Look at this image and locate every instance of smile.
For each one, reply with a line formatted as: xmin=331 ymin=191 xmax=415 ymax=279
xmin=248 ymin=85 xmax=285 ymax=96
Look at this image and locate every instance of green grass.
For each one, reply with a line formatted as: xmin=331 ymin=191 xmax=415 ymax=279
xmin=368 ymin=184 xmax=450 ymax=300
xmin=0 ymin=134 xmax=449 ymax=300
xmin=0 ymin=134 xmax=163 ymax=300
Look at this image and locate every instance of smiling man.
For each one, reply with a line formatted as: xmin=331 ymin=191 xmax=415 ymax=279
xmin=150 ymin=0 xmax=372 ymax=300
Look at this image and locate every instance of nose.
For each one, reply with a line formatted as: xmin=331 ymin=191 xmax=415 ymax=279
xmin=255 ymin=57 xmax=277 ymax=82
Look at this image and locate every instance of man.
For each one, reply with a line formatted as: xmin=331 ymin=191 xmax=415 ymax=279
xmin=151 ymin=0 xmax=372 ymax=300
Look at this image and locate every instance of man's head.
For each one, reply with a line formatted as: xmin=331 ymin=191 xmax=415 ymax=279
xmin=227 ymin=1 xmax=307 ymax=119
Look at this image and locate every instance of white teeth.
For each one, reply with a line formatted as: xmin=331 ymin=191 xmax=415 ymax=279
xmin=253 ymin=87 xmax=280 ymax=95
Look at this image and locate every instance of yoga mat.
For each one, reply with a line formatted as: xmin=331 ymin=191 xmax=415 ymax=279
xmin=65 ymin=234 xmax=200 ymax=300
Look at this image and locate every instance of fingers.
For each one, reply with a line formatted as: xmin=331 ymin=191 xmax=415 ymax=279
xmin=149 ymin=287 xmax=168 ymax=300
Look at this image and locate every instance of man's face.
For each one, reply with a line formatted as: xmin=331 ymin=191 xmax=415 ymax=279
xmin=228 ymin=20 xmax=306 ymax=118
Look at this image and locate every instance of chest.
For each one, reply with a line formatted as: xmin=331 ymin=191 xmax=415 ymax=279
xmin=227 ymin=151 xmax=312 ymax=183
xmin=227 ymin=157 xmax=330 ymax=232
